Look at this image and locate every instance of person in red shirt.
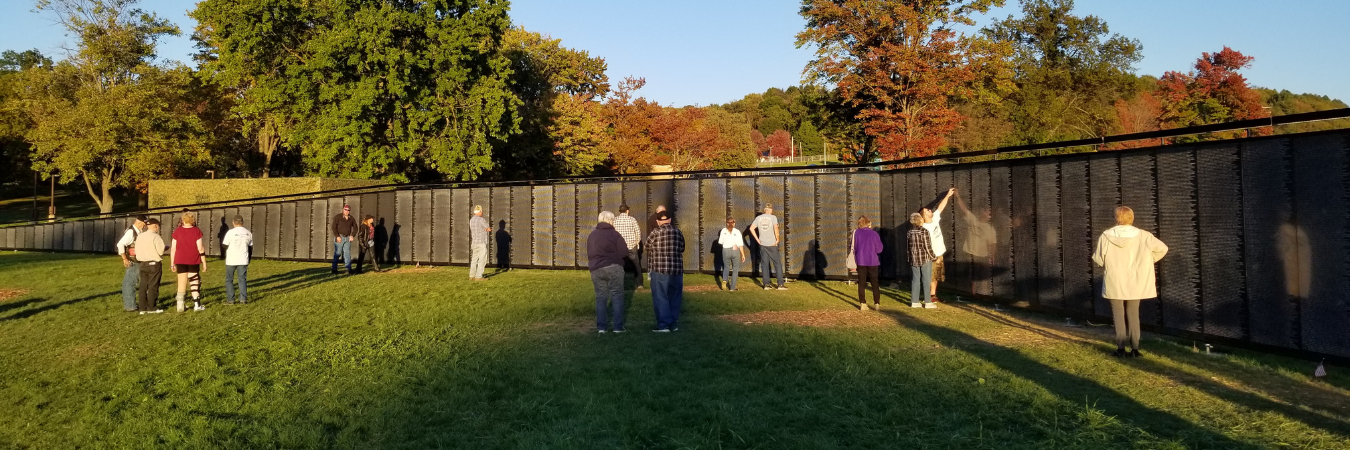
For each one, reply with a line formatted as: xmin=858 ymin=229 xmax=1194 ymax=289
xmin=171 ymin=210 xmax=208 ymax=312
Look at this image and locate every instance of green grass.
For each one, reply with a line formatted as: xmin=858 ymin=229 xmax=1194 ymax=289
xmin=1 ymin=252 xmax=1347 ymax=449
xmin=0 ymin=187 xmax=138 ymax=224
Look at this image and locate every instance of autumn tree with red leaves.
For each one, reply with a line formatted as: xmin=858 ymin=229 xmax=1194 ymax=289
xmin=1156 ymin=47 xmax=1268 ymax=138
xmin=796 ymin=0 xmax=1012 ymax=162
xmin=765 ymin=129 xmax=793 ymax=158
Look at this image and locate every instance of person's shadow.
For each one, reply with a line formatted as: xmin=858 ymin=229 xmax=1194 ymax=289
xmin=493 ymin=219 xmax=511 ymax=274
xmin=386 ymin=223 xmax=402 ymax=266
xmin=374 ymin=218 xmax=389 ymax=265
xmin=798 ymin=239 xmax=827 ymax=280
xmin=709 ymin=237 xmax=725 ymax=283
xmin=217 ymin=217 xmax=230 ymax=258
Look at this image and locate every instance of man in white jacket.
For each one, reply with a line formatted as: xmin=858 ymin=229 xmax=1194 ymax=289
xmin=115 ymin=215 xmax=148 ymax=312
xmin=1093 ymin=206 xmax=1168 ymax=358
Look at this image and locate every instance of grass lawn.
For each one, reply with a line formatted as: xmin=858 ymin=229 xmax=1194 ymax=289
xmin=0 ymin=187 xmax=139 ymax=225
xmin=1 ymin=252 xmax=1347 ymax=449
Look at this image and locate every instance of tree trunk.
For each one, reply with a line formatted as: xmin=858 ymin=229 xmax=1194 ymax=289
xmin=259 ymin=119 xmax=280 ymax=178
xmin=81 ymin=170 xmax=113 ymax=214
xmin=101 ymin=178 xmax=113 ymax=214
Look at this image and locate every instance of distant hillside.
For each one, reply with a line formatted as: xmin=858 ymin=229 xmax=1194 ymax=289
xmin=1258 ymin=88 xmax=1350 ymax=134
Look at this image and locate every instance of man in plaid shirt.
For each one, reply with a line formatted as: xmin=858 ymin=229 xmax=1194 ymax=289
xmin=907 ymin=212 xmax=938 ymax=308
xmin=645 ymin=211 xmax=685 ymax=332
xmin=614 ymin=204 xmax=643 ymax=288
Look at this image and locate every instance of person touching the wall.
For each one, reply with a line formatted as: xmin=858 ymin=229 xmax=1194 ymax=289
xmin=1093 ymin=206 xmax=1168 ymax=358
xmin=921 ymin=188 xmax=955 ymax=302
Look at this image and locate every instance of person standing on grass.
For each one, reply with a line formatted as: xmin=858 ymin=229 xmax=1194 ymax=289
xmin=718 ymin=218 xmax=747 ymax=291
xmin=469 ymin=205 xmax=491 ymax=280
xmin=355 ymin=215 xmax=380 ymax=273
xmin=332 ymin=205 xmax=357 ymax=275
xmin=853 ymin=216 xmax=884 ymax=311
xmin=751 ymin=203 xmax=786 ymax=290
xmin=170 ymin=211 xmax=207 ymax=312
xmin=1094 ymin=206 xmax=1168 ymax=358
xmin=115 ymin=214 xmax=148 ymax=312
xmin=645 ymin=211 xmax=685 ymax=332
xmin=133 ymin=218 xmax=168 ymax=314
xmin=221 ymin=214 xmax=252 ymax=305
xmin=922 ymin=188 xmax=956 ymax=302
xmin=907 ymin=213 xmax=938 ymax=308
xmin=614 ymin=204 xmax=642 ymax=289
xmin=588 ymin=211 xmax=629 ymax=333
xmin=644 ymin=205 xmax=667 ymax=288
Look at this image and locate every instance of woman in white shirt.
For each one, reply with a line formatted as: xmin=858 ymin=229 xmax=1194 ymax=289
xmin=718 ymin=218 xmax=748 ymax=291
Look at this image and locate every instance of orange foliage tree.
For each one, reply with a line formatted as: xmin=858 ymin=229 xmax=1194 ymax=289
xmin=1156 ymin=47 xmax=1268 ymax=138
xmin=796 ymin=0 xmax=1011 ymax=162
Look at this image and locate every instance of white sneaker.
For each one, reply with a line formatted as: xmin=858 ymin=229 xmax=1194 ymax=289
xmin=597 ymin=329 xmax=608 ymax=334
xmin=151 ymin=309 xmax=165 ymax=314
xmin=193 ymin=303 xmax=205 ymax=311
xmin=859 ymin=303 xmax=870 ymax=311
xmin=138 ymin=311 xmax=146 ymax=315
xmin=776 ymin=286 xmax=788 ymax=290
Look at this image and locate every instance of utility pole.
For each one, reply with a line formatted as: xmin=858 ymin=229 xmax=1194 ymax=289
xmin=31 ymin=170 xmax=38 ymax=223
xmin=48 ymin=176 xmax=56 ymax=220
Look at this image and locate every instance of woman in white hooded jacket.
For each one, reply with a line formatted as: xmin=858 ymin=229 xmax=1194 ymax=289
xmin=1093 ymin=206 xmax=1168 ymax=358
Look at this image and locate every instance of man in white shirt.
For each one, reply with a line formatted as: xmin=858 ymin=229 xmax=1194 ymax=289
xmin=115 ymin=215 xmax=148 ymax=312
xmin=718 ymin=218 xmax=748 ymax=290
xmin=221 ymin=214 xmax=254 ymax=304
xmin=751 ymin=204 xmax=786 ymax=290
xmin=921 ymin=188 xmax=956 ymax=302
xmin=613 ymin=205 xmax=643 ymax=288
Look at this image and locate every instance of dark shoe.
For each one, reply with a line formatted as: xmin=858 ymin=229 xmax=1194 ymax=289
xmin=1111 ymin=348 xmax=1128 ymax=358
xmin=331 ymin=270 xmax=339 ymax=275
xmin=1130 ymin=349 xmax=1142 ymax=358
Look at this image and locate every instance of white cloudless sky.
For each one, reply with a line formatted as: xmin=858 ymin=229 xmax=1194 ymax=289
xmin=1 ymin=0 xmax=1346 ymax=107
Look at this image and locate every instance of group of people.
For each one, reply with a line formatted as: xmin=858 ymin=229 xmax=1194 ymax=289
xmin=116 ymin=211 xmax=253 ymax=314
xmin=115 ymin=193 xmax=1169 ymax=356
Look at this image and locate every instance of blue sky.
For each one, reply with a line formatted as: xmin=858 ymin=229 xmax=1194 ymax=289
xmin=2 ymin=0 xmax=1346 ymax=107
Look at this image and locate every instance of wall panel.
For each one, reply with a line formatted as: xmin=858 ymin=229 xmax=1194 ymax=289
xmin=554 ymin=185 xmax=577 ymax=267
xmin=1291 ymin=134 xmax=1350 ymax=356
xmin=432 ymin=189 xmax=452 ymax=264
xmin=816 ymin=174 xmax=849 ymax=278
xmin=700 ymin=179 xmax=728 ymax=272
xmin=451 ymin=189 xmax=471 ymax=264
xmin=1061 ymin=156 xmax=1093 ymax=314
xmin=280 ymin=202 xmax=297 ymax=259
xmin=311 ymin=201 xmax=329 ymax=261
xmin=1156 ymin=147 xmax=1201 ymax=332
xmin=991 ymin=163 xmax=1014 ymax=299
xmin=491 ymin=187 xmax=513 ymax=267
xmin=293 ymin=202 xmax=311 ymax=259
xmin=1196 ymin=144 xmax=1246 ymax=340
xmin=785 ymin=175 xmax=817 ymax=278
xmin=1011 ymin=162 xmax=1038 ymax=304
xmin=413 ymin=190 xmax=434 ymax=263
xmin=396 ymin=191 xmax=414 ymax=264
xmin=1088 ymin=154 xmax=1120 ymax=317
xmin=1034 ymin=160 xmax=1063 ymax=309
xmin=1241 ymin=140 xmax=1295 ymax=347
xmin=576 ymin=183 xmax=599 ymax=268
xmin=377 ymin=191 xmax=397 ymax=264
xmin=532 ymin=186 xmax=554 ymax=266
xmin=1120 ymin=151 xmax=1160 ymax=325
xmin=674 ymin=180 xmax=700 ymax=271
xmin=511 ymin=186 xmax=532 ymax=267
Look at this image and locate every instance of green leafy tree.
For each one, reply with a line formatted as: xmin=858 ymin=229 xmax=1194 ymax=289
xmin=498 ymin=27 xmax=609 ymax=178
xmin=794 ymin=120 xmax=824 ymax=156
xmin=21 ymin=0 xmax=207 ymax=214
xmin=704 ymin=108 xmax=757 ymax=169
xmin=0 ymin=49 xmax=52 ymax=186
xmin=192 ymin=0 xmax=520 ymax=182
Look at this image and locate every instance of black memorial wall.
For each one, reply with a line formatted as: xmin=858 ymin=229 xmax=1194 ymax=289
xmin=3 ymin=130 xmax=1348 ymax=359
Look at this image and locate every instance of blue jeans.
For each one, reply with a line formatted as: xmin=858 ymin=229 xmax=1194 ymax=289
xmin=121 ymin=261 xmax=140 ymax=311
xmin=911 ymin=261 xmax=933 ymax=304
xmin=650 ymin=271 xmax=684 ymax=330
xmin=721 ymin=249 xmax=742 ymax=290
xmin=332 ymin=237 xmax=352 ymax=272
xmin=225 ymin=265 xmax=248 ymax=303
xmin=760 ymin=245 xmax=784 ymax=288
xmin=591 ymin=264 xmax=625 ymax=331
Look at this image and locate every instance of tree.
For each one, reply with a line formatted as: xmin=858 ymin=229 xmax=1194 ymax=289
xmin=1259 ymin=88 xmax=1350 ymax=134
xmin=750 ymin=128 xmax=767 ymax=156
xmin=498 ymin=27 xmax=609 ymax=178
xmin=192 ymin=0 xmax=520 ymax=182
xmin=704 ymin=108 xmax=757 ymax=169
xmin=599 ymin=77 xmax=661 ymax=173
xmin=21 ymin=0 xmax=208 ymax=214
xmin=983 ymin=0 xmax=1142 ymax=144
xmin=765 ymin=129 xmax=792 ymax=158
xmin=794 ymin=120 xmax=824 ymax=156
xmin=1156 ymin=47 xmax=1266 ymax=138
xmin=797 ymin=0 xmax=1012 ymax=161
xmin=0 ymin=49 xmax=52 ymax=186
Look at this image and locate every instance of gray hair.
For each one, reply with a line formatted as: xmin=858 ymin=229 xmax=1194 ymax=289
xmin=598 ymin=211 xmax=615 ymax=225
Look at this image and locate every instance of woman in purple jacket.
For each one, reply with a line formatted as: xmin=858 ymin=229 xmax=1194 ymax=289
xmin=853 ymin=216 xmax=884 ymax=311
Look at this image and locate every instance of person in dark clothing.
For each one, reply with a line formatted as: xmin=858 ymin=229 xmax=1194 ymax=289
xmin=355 ymin=215 xmax=380 ymax=274
xmin=332 ymin=205 xmax=358 ymax=274
xmin=588 ymin=211 xmax=630 ymax=333
xmin=642 ymin=205 xmax=667 ymax=288
xmin=645 ymin=211 xmax=685 ymax=332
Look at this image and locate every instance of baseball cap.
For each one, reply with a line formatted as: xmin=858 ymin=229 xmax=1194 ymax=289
xmin=135 ymin=214 xmax=148 ymax=222
xmin=656 ymin=211 xmax=672 ymax=221
xmin=146 ymin=218 xmax=160 ymax=226
xmin=343 ymin=205 xmax=351 ymax=211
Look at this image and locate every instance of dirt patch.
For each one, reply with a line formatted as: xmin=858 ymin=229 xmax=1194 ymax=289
xmin=684 ymin=285 xmax=724 ymax=293
xmin=0 ymin=289 xmax=30 ymax=302
xmin=381 ymin=266 xmax=440 ymax=274
xmin=720 ymin=309 xmax=894 ymax=328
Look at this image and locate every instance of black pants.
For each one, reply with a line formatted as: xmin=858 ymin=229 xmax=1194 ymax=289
xmin=856 ymin=265 xmax=880 ymax=305
xmin=137 ymin=261 xmax=163 ymax=311
xmin=356 ymin=246 xmax=380 ymax=273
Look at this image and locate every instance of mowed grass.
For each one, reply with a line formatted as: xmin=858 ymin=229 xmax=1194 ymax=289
xmin=1 ymin=252 xmax=1348 ymax=449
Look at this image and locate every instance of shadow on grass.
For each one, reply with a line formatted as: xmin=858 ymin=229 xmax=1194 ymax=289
xmin=196 ymin=266 xmax=337 ymax=303
xmin=0 ymin=291 xmax=118 ymax=322
xmin=875 ymin=308 xmax=1256 ymax=448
